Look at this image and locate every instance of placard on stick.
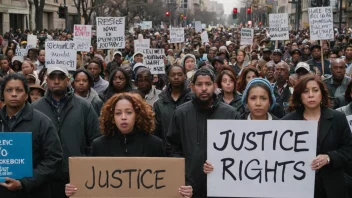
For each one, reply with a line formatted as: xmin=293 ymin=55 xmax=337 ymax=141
xmin=142 ymin=48 xmax=165 ymax=74
xmin=45 ymin=41 xmax=77 ymax=71
xmin=207 ymin=120 xmax=318 ymax=198
xmin=240 ymin=28 xmax=254 ymax=45
xmin=169 ymin=28 xmax=185 ymax=43
xmin=134 ymin=39 xmax=150 ymax=52
xmin=308 ymin=7 xmax=334 ymax=40
xmin=69 ymin=157 xmax=184 ymax=198
xmin=96 ymin=17 xmax=125 ymax=49
xmin=269 ymin=13 xmax=289 ymax=40
xmin=74 ymin=25 xmax=92 ymax=52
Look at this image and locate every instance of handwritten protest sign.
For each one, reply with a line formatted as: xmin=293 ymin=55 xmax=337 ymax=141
xmin=201 ymin=31 xmax=209 ymax=43
xmin=69 ymin=157 xmax=184 ymax=198
xmin=134 ymin=39 xmax=150 ymax=52
xmin=74 ymin=25 xmax=92 ymax=52
xmin=195 ymin=21 xmax=202 ymax=32
xmin=45 ymin=41 xmax=77 ymax=71
xmin=308 ymin=7 xmax=334 ymax=40
xmin=269 ymin=13 xmax=289 ymax=40
xmin=170 ymin=28 xmax=184 ymax=43
xmin=202 ymin=23 xmax=206 ymax=29
xmin=141 ymin=21 xmax=153 ymax=30
xmin=207 ymin=120 xmax=317 ymax=198
xmin=96 ymin=17 xmax=125 ymax=49
xmin=0 ymin=132 xmax=32 ymax=182
xmin=15 ymin=49 xmax=28 ymax=57
xmin=240 ymin=28 xmax=254 ymax=45
xmin=26 ymin=35 xmax=37 ymax=49
xmin=141 ymin=48 xmax=165 ymax=74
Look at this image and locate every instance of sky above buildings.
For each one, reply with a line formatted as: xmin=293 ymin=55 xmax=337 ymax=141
xmin=214 ymin=0 xmax=242 ymax=14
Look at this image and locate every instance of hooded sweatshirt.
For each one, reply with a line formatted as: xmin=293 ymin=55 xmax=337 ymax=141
xmin=99 ymin=68 xmax=132 ymax=102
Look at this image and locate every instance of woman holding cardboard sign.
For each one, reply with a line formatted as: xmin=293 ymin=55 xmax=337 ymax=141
xmin=65 ymin=92 xmax=193 ymax=198
xmin=282 ymin=74 xmax=352 ymax=198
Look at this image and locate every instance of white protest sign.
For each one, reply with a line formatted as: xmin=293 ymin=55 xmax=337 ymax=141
xmin=240 ymin=28 xmax=254 ymax=45
xmin=141 ymin=21 xmax=153 ymax=30
xmin=202 ymin=23 xmax=206 ymax=29
xmin=201 ymin=31 xmax=209 ymax=43
xmin=195 ymin=21 xmax=202 ymax=32
xmin=347 ymin=115 xmax=352 ymax=132
xmin=170 ymin=28 xmax=184 ymax=43
xmin=269 ymin=13 xmax=289 ymax=40
xmin=73 ymin=25 xmax=92 ymax=52
xmin=308 ymin=7 xmax=334 ymax=40
xmin=134 ymin=39 xmax=150 ymax=52
xmin=26 ymin=35 xmax=37 ymax=49
xmin=45 ymin=41 xmax=77 ymax=71
xmin=96 ymin=17 xmax=125 ymax=49
xmin=142 ymin=48 xmax=165 ymax=74
xmin=207 ymin=120 xmax=318 ymax=198
xmin=15 ymin=49 xmax=28 ymax=57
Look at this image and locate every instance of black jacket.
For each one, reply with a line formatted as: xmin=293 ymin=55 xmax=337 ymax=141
xmin=92 ymin=129 xmax=164 ymax=157
xmin=218 ymin=92 xmax=245 ymax=115
xmin=153 ymin=85 xmax=192 ymax=149
xmin=273 ymin=83 xmax=291 ymax=116
xmin=166 ymin=95 xmax=240 ymax=197
xmin=306 ymin=58 xmax=331 ymax=75
xmin=282 ymin=107 xmax=352 ymax=198
xmin=31 ymin=87 xmax=101 ymax=179
xmin=0 ymin=103 xmax=63 ymax=198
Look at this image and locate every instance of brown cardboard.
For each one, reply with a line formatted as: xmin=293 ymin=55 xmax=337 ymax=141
xmin=69 ymin=157 xmax=185 ymax=198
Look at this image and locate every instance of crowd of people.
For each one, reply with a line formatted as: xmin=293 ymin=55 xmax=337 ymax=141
xmin=0 ymin=25 xmax=351 ymax=198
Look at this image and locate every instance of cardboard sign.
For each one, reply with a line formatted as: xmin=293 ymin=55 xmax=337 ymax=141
xmin=195 ymin=21 xmax=202 ymax=32
xmin=142 ymin=48 xmax=165 ymax=74
xmin=74 ymin=25 xmax=92 ymax=52
xmin=45 ymin=41 xmax=77 ymax=71
xmin=96 ymin=17 xmax=125 ymax=49
xmin=240 ymin=28 xmax=254 ymax=45
xmin=69 ymin=157 xmax=184 ymax=198
xmin=141 ymin=21 xmax=153 ymax=30
xmin=26 ymin=35 xmax=37 ymax=49
xmin=15 ymin=49 xmax=28 ymax=57
xmin=207 ymin=120 xmax=318 ymax=198
xmin=134 ymin=39 xmax=150 ymax=52
xmin=201 ymin=31 xmax=209 ymax=43
xmin=202 ymin=23 xmax=206 ymax=29
xmin=269 ymin=13 xmax=289 ymax=40
xmin=169 ymin=28 xmax=184 ymax=43
xmin=308 ymin=7 xmax=334 ymax=40
xmin=0 ymin=132 xmax=32 ymax=182
xmin=347 ymin=115 xmax=352 ymax=132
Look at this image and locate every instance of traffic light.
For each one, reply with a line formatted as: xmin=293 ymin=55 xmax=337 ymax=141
xmin=58 ymin=6 xmax=66 ymax=19
xmin=232 ymin=8 xmax=238 ymax=19
xmin=247 ymin=8 xmax=251 ymax=14
xmin=166 ymin=11 xmax=170 ymax=17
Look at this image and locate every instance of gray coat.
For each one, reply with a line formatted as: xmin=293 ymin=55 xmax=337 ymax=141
xmin=32 ymin=87 xmax=101 ymax=178
xmin=87 ymin=88 xmax=103 ymax=116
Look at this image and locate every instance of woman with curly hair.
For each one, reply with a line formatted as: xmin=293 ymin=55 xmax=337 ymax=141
xmin=65 ymin=93 xmax=193 ymax=198
xmin=236 ymin=67 xmax=259 ymax=94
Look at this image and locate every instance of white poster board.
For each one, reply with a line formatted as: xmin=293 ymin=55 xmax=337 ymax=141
xmin=134 ymin=39 xmax=150 ymax=52
xmin=202 ymin=23 xmax=206 ymax=29
xmin=45 ymin=41 xmax=77 ymax=71
xmin=207 ymin=120 xmax=318 ymax=198
xmin=201 ymin=31 xmax=209 ymax=43
xmin=142 ymin=48 xmax=165 ymax=74
xmin=169 ymin=28 xmax=185 ymax=43
xmin=26 ymin=35 xmax=37 ymax=49
xmin=240 ymin=28 xmax=254 ymax=45
xmin=73 ymin=25 xmax=92 ymax=52
xmin=346 ymin=115 xmax=352 ymax=132
xmin=141 ymin=21 xmax=153 ymax=30
xmin=195 ymin=21 xmax=202 ymax=32
xmin=96 ymin=17 xmax=125 ymax=49
xmin=308 ymin=7 xmax=334 ymax=40
xmin=269 ymin=13 xmax=289 ymax=40
xmin=15 ymin=49 xmax=28 ymax=57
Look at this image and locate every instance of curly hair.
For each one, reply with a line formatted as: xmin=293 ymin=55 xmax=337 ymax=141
xmin=99 ymin=92 xmax=155 ymax=136
xmin=288 ymin=74 xmax=330 ymax=112
xmin=236 ymin=67 xmax=259 ymax=94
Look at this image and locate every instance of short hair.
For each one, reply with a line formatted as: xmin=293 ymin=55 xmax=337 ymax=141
xmin=135 ymin=68 xmax=153 ymax=83
xmin=344 ymin=44 xmax=352 ymax=52
xmin=1 ymin=73 xmax=29 ymax=101
xmin=191 ymin=68 xmax=215 ymax=84
xmin=216 ymin=66 xmax=237 ymax=94
xmin=87 ymin=58 xmax=103 ymax=71
xmin=167 ymin=64 xmax=186 ymax=76
xmin=289 ymin=74 xmax=330 ymax=111
xmin=237 ymin=49 xmax=246 ymax=57
xmin=99 ymin=93 xmax=155 ymax=136
xmin=345 ymin=80 xmax=352 ymax=103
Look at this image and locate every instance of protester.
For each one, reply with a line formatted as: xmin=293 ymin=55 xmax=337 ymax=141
xmin=306 ymin=44 xmax=331 ymax=75
xmin=283 ymin=75 xmax=352 ymax=198
xmin=237 ymin=67 xmax=259 ymax=94
xmin=0 ymin=73 xmax=63 ymax=198
xmin=166 ymin=68 xmax=240 ymax=197
xmin=86 ymin=59 xmax=109 ymax=95
xmin=31 ymin=66 xmax=101 ymax=198
xmin=28 ymin=84 xmax=45 ymax=103
xmin=273 ymin=61 xmax=291 ymax=115
xmin=21 ymin=60 xmax=40 ymax=84
xmin=181 ymin=53 xmax=197 ymax=79
xmin=64 ymin=93 xmax=193 ymax=198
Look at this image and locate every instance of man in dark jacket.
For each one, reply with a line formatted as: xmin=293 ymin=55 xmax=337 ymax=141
xmin=306 ymin=44 xmax=331 ymax=75
xmin=32 ymin=67 xmax=100 ymax=198
xmin=0 ymin=73 xmax=62 ymax=198
xmin=166 ymin=68 xmax=240 ymax=197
